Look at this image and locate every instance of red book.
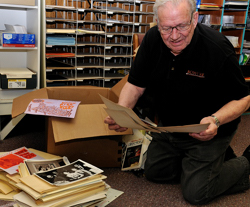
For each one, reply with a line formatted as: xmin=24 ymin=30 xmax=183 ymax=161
xmin=3 ymin=44 xmax=35 ymax=47
xmin=46 ymin=52 xmax=75 ymax=58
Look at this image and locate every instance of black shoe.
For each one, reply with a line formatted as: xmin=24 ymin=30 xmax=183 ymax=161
xmin=243 ymin=145 xmax=250 ymax=163
xmin=224 ymin=145 xmax=237 ymax=161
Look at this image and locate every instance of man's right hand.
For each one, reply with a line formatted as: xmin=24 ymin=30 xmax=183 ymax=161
xmin=103 ymin=81 xmax=145 ymax=133
xmin=104 ymin=116 xmax=128 ymax=132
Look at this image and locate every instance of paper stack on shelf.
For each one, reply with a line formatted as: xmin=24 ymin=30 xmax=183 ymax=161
xmin=46 ymin=29 xmax=76 ymax=34
xmin=46 ymin=52 xmax=75 ymax=58
xmin=225 ymin=36 xmax=239 ymax=47
xmin=0 ymin=24 xmax=27 ymax=46
xmin=199 ymin=3 xmax=222 ymax=10
xmin=45 ymin=5 xmax=75 ymax=9
xmin=0 ymin=68 xmax=37 ymax=89
xmin=0 ymin=148 xmax=123 ymax=207
xmin=0 ymin=68 xmax=36 ymax=78
xmin=46 ymin=36 xmax=75 ymax=45
xmin=1 ymin=24 xmax=36 ymax=48
xmin=4 ymin=24 xmax=27 ymax=34
xmin=77 ymin=28 xmax=105 ymax=34
xmin=224 ymin=1 xmax=248 ymax=10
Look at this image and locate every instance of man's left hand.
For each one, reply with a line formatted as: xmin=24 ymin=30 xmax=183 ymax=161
xmin=189 ymin=116 xmax=218 ymax=141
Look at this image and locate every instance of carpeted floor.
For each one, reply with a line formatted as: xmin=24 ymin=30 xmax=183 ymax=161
xmin=0 ymin=114 xmax=250 ymax=207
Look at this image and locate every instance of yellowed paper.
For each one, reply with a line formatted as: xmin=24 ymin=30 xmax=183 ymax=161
xmin=0 ymin=191 xmax=19 ymax=201
xmin=18 ymin=163 xmax=30 ymax=178
xmin=14 ymin=185 xmax=106 ymax=207
xmin=28 ymin=149 xmax=62 ymax=160
xmin=0 ymin=180 xmax=14 ymax=194
xmin=6 ymin=173 xmax=21 ymax=183
xmin=19 ymin=174 xmax=106 ymax=194
xmin=39 ymin=182 xmax=105 ymax=203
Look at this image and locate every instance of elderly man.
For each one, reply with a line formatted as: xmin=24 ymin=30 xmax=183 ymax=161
xmin=105 ymin=0 xmax=250 ymax=204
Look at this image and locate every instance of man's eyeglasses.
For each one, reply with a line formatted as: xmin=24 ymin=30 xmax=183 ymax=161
xmin=158 ymin=18 xmax=193 ymax=35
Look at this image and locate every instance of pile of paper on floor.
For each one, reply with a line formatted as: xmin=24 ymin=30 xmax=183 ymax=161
xmin=0 ymin=147 xmax=123 ymax=207
xmin=0 ymin=147 xmax=45 ymax=202
xmin=0 ymin=171 xmax=21 ymax=201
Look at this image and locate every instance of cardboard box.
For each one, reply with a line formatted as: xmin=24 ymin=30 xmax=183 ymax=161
xmin=2 ymin=33 xmax=35 ymax=47
xmin=0 ymin=68 xmax=37 ymax=89
xmin=12 ymin=76 xmax=133 ymax=167
xmin=0 ymin=0 xmax=35 ymax=6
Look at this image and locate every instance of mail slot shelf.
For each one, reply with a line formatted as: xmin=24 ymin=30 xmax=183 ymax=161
xmin=76 ymin=78 xmax=104 ymax=86
xmin=46 ymin=75 xmax=104 ymax=87
xmin=77 ymin=68 xmax=104 ymax=77
xmin=47 ymin=67 xmax=104 ymax=78
xmin=42 ymin=0 xmax=154 ymax=88
xmin=104 ymin=78 xmax=122 ymax=88
xmin=104 ymin=69 xmax=126 ymax=78
xmin=46 ymin=80 xmax=76 ymax=87
xmin=46 ymin=58 xmax=76 ymax=70
xmin=105 ymin=57 xmax=132 ymax=66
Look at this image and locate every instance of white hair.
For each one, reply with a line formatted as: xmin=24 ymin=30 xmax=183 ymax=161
xmin=153 ymin=0 xmax=197 ymax=22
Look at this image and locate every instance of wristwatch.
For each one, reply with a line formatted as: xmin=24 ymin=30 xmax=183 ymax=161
xmin=211 ymin=115 xmax=220 ymax=128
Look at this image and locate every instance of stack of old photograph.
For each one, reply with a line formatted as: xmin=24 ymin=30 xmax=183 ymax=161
xmin=0 ymin=147 xmax=123 ymax=207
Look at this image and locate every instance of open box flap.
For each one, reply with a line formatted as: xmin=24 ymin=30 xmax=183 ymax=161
xmin=46 ymin=86 xmax=110 ymax=104
xmin=12 ymin=88 xmax=49 ymax=118
xmin=51 ymin=104 xmax=132 ymax=142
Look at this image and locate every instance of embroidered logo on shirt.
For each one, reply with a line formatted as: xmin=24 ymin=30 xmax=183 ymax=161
xmin=186 ymin=70 xmax=205 ymax=78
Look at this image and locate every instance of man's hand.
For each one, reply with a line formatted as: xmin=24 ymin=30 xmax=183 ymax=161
xmin=103 ymin=82 xmax=145 ymax=133
xmin=104 ymin=116 xmax=128 ymax=132
xmin=189 ymin=116 xmax=218 ymax=141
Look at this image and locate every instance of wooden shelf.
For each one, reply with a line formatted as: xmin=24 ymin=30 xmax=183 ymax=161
xmin=198 ymin=0 xmax=249 ymax=63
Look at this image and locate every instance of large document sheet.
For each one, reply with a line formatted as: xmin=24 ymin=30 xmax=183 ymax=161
xmin=100 ymin=95 xmax=209 ymax=133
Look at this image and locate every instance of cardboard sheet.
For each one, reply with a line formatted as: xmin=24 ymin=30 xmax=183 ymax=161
xmin=100 ymin=95 xmax=210 ymax=133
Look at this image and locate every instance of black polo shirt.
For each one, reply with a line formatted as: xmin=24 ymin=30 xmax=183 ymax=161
xmin=128 ymin=23 xmax=249 ymax=135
